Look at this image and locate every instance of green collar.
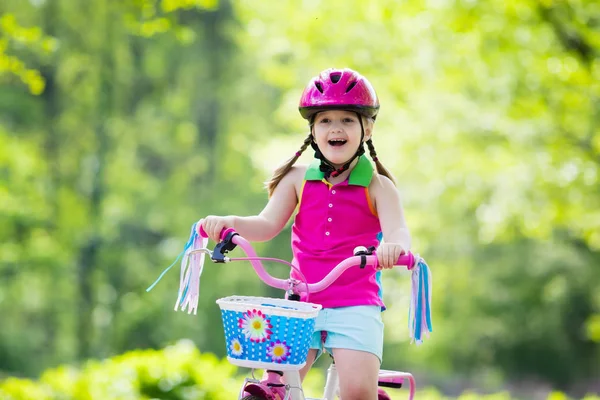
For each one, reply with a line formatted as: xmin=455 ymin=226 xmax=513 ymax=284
xmin=304 ymin=155 xmax=374 ymax=187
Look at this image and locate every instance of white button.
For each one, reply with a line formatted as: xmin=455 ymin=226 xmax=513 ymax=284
xmin=332 ymin=190 xmax=336 ymax=194
xmin=329 ymin=203 xmax=333 ymax=208
xmin=328 ymin=218 xmax=332 ymax=222
xmin=325 ymin=232 xmax=330 ymax=236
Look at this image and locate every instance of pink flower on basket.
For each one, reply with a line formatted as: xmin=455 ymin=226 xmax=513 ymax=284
xmin=238 ymin=309 xmax=272 ymax=343
xmin=230 ymin=337 xmax=244 ymax=357
xmin=267 ymin=340 xmax=291 ymax=363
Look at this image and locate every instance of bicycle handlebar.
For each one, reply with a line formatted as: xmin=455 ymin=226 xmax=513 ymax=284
xmin=197 ymin=223 xmax=416 ymax=295
xmin=148 ymin=220 xmax=431 ymax=344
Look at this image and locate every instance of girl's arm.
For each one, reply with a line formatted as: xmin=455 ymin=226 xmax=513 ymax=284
xmin=202 ymin=166 xmax=303 ymax=242
xmin=371 ymin=175 xmax=412 ymax=265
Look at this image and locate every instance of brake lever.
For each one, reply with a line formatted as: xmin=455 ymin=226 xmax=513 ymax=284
xmin=211 ymin=230 xmax=239 ymax=263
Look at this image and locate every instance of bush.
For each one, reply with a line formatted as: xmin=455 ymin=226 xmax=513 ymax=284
xmin=2 ymin=341 xmax=598 ymax=400
xmin=0 ymin=340 xmax=240 ymax=400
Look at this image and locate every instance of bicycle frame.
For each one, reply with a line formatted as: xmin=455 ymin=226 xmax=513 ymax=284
xmin=238 ymin=363 xmax=337 ymax=400
xmin=238 ymin=363 xmax=416 ymax=400
xmin=148 ymin=222 xmax=431 ymax=400
xmin=199 ymin=227 xmax=421 ymax=400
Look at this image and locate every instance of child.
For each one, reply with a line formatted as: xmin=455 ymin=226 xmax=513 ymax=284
xmin=202 ymin=67 xmax=411 ymax=400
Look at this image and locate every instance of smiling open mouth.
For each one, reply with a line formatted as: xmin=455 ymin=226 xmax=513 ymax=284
xmin=328 ymin=139 xmax=347 ymax=147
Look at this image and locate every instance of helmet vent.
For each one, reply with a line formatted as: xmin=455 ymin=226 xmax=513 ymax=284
xmin=314 ymin=81 xmax=324 ymax=93
xmin=330 ymin=72 xmax=342 ymax=83
xmin=345 ymin=81 xmax=357 ymax=93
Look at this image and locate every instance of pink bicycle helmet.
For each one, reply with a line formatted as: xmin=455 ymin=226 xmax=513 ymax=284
xmin=299 ymin=68 xmax=380 ymax=120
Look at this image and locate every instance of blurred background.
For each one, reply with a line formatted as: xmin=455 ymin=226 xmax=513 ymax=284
xmin=0 ymin=0 xmax=599 ymax=399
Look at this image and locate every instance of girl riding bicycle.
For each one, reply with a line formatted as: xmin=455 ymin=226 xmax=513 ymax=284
xmin=201 ymin=67 xmax=411 ymax=400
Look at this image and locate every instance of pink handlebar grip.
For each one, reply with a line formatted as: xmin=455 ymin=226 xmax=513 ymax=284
xmin=196 ymin=220 xmax=234 ymax=242
xmin=398 ymin=252 xmax=415 ymax=269
xmin=197 ymin=222 xmax=208 ymax=238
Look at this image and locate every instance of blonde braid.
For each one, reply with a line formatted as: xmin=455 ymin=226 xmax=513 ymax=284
xmin=265 ymin=133 xmax=313 ymax=196
xmin=366 ymin=139 xmax=396 ymax=185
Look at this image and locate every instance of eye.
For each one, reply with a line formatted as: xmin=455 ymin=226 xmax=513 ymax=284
xmin=343 ymin=117 xmax=356 ymax=123
xmin=319 ymin=118 xmax=331 ymax=123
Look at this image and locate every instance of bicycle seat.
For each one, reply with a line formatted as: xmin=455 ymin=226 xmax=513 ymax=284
xmin=378 ymin=369 xmax=412 ymax=389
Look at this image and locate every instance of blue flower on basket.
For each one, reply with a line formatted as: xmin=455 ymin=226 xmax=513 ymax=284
xmin=267 ymin=340 xmax=291 ymax=363
xmin=238 ymin=309 xmax=273 ymax=343
xmin=229 ymin=337 xmax=244 ymax=358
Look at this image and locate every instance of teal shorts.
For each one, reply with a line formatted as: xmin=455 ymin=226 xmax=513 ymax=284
xmin=310 ymin=305 xmax=384 ymax=363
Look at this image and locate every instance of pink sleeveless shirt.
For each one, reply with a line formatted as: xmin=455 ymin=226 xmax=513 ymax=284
xmin=290 ymin=156 xmax=384 ymax=309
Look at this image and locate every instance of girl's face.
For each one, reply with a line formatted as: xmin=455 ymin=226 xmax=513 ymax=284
xmin=312 ymin=110 xmax=371 ymax=167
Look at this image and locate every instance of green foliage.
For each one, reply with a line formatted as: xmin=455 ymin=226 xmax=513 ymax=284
xmin=1 ymin=342 xmax=598 ymax=400
xmin=0 ymin=13 xmax=55 ymax=94
xmin=123 ymin=0 xmax=219 ymax=39
xmin=0 ymin=341 xmax=240 ymax=399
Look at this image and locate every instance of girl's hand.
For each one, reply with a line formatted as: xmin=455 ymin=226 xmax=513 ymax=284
xmin=376 ymin=243 xmax=406 ymax=270
xmin=200 ymin=215 xmax=235 ymax=243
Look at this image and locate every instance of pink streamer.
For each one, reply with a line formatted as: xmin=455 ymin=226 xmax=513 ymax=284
xmin=174 ymin=234 xmax=208 ymax=315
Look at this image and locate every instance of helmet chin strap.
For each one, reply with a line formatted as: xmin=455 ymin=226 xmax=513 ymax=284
xmin=311 ymin=112 xmax=366 ymax=179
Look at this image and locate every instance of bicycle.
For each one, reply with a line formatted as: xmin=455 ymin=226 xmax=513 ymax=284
xmin=148 ymin=221 xmax=432 ymax=400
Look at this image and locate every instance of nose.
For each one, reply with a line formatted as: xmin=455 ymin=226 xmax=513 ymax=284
xmin=329 ymin=120 xmax=343 ymax=133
